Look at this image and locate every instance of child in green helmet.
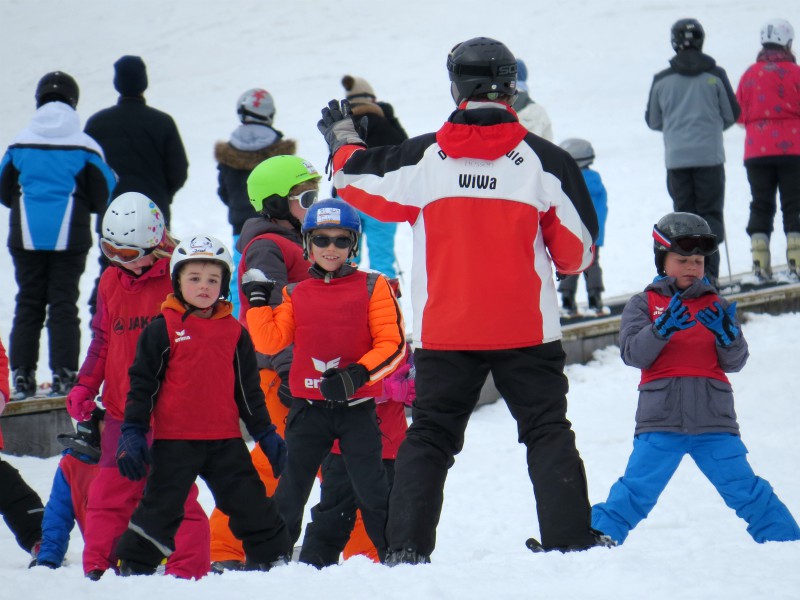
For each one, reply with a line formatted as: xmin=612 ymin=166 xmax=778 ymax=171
xmin=209 ymin=154 xmax=320 ymax=572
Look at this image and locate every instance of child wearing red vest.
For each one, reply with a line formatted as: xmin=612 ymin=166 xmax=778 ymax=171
xmin=210 ymin=155 xmax=319 ymax=571
xmin=592 ymin=212 xmax=800 ymax=544
xmin=243 ymin=198 xmax=407 ymax=564
xmin=114 ymin=235 xmax=290 ymax=576
xmin=65 ymin=192 xmax=210 ymax=580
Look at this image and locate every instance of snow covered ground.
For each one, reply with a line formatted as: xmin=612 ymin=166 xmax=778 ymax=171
xmin=1 ymin=0 xmax=799 ymax=597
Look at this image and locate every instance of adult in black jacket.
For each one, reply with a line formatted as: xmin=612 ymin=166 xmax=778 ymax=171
xmin=85 ymin=56 xmax=188 ymax=226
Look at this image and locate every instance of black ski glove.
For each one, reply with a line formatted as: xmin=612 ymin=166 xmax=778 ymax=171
xmin=241 ymin=268 xmax=276 ymax=308
xmin=276 ymin=369 xmax=294 ymax=408
xmin=317 ymin=99 xmax=367 ymax=156
xmin=319 ymin=363 xmax=369 ymax=404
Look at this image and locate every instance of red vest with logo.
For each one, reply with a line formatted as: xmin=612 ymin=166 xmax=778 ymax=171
xmin=238 ymin=233 xmax=311 ymax=327
xmin=99 ymin=260 xmax=174 ymax=420
xmin=641 ymin=291 xmax=729 ymax=384
xmin=290 ymin=270 xmax=383 ymax=401
xmin=154 ymin=308 xmax=244 ymax=439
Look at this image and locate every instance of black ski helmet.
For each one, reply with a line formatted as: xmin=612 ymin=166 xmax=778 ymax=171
xmin=653 ymin=212 xmax=717 ymax=276
xmin=446 ymin=37 xmax=517 ymax=105
xmin=671 ymin=18 xmax=705 ymax=52
xmin=35 ymin=71 xmax=79 ymax=108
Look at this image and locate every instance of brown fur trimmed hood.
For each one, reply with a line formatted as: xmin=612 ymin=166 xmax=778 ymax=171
xmin=214 ymin=138 xmax=297 ymax=171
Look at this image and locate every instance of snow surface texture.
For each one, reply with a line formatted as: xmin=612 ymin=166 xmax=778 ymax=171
xmin=0 ymin=0 xmax=798 ymax=597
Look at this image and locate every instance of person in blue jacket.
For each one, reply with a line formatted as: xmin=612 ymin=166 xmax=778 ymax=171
xmin=558 ymin=138 xmax=608 ymax=316
xmin=34 ymin=409 xmax=104 ymax=569
xmin=0 ymin=71 xmax=117 ymax=401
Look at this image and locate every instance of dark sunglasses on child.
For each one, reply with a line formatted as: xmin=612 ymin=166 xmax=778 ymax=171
xmin=310 ymin=234 xmax=354 ymax=249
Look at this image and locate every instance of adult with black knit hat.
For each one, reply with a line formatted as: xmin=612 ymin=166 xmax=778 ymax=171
xmin=0 ymin=71 xmax=116 ymax=401
xmin=337 ymin=75 xmax=407 ymax=278
xmin=85 ymin=55 xmax=189 ymax=314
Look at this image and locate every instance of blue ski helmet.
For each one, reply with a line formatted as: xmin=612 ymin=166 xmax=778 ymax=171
xmin=301 ymin=198 xmax=362 ymax=259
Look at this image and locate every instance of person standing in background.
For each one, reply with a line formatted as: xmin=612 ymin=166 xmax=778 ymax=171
xmin=513 ymin=58 xmax=554 ymax=140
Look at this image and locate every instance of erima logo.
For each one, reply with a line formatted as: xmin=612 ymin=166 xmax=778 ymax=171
xmin=458 ymin=174 xmax=497 ymax=189
xmin=174 ymin=330 xmax=191 ymax=343
xmin=653 ymin=307 xmax=666 ymax=318
xmin=305 ymin=357 xmax=342 ymax=389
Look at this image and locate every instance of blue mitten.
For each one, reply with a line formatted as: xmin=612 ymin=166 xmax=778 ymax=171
xmin=116 ymin=424 xmax=151 ymax=481
xmin=653 ymin=293 xmax=696 ymax=339
xmin=695 ymin=301 xmax=740 ymax=346
xmin=256 ymin=424 xmax=287 ymax=478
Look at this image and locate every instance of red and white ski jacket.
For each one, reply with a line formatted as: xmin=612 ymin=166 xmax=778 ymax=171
xmin=332 ymin=101 xmax=598 ymax=350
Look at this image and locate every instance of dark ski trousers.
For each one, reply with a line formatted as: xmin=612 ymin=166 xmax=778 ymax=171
xmin=559 ymin=247 xmax=605 ymax=298
xmin=116 ymin=439 xmax=289 ymax=568
xmin=667 ymin=165 xmax=725 ymax=279
xmin=0 ymin=458 xmax=44 ymax=552
xmin=275 ymin=398 xmax=388 ymax=560
xmin=9 ymin=247 xmax=87 ymax=371
xmin=299 ymin=455 xmax=395 ymax=567
xmin=386 ymin=343 xmax=595 ymax=556
xmin=745 ymin=159 xmax=800 ymax=236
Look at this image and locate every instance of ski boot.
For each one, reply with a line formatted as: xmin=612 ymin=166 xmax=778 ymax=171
xmin=384 ymin=544 xmax=431 ymax=566
xmin=118 ymin=559 xmax=158 ymax=576
xmin=242 ymin=554 xmax=290 ymax=571
xmin=526 ymin=529 xmax=616 ymax=554
xmin=211 ymin=559 xmax=246 ymax=574
xmin=786 ymin=232 xmax=800 ymax=279
xmin=48 ymin=367 xmax=77 ymax=397
xmin=11 ymin=368 xmax=36 ymax=401
xmin=560 ymin=294 xmax=579 ymax=318
xmin=85 ymin=569 xmax=104 ymax=581
xmin=750 ymin=233 xmax=772 ymax=281
xmin=587 ymin=291 xmax=610 ymax=317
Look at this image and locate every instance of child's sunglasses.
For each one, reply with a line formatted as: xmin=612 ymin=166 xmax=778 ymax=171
xmin=100 ymin=238 xmax=155 ymax=263
xmin=310 ymin=234 xmax=354 ymax=249
xmin=289 ymin=189 xmax=318 ymax=209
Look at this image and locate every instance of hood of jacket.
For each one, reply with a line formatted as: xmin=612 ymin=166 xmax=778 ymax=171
xmin=28 ymin=101 xmax=81 ymax=138
xmin=161 ymin=293 xmax=233 ymax=320
xmin=237 ymin=216 xmax=303 ymax=253
xmin=436 ymin=101 xmax=528 ymax=160
xmin=669 ymin=49 xmax=717 ymax=76
xmin=227 ymin=123 xmax=288 ymax=152
xmin=214 ymin=136 xmax=296 ymax=170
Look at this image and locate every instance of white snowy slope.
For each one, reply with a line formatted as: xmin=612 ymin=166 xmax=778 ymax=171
xmin=0 ymin=0 xmax=798 ymax=598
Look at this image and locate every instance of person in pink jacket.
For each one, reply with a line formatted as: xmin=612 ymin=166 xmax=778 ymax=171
xmin=736 ymin=18 xmax=800 ymax=280
xmin=65 ymin=192 xmax=210 ymax=580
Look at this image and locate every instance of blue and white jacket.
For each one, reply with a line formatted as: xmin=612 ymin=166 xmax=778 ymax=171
xmin=0 ymin=102 xmax=116 ymax=251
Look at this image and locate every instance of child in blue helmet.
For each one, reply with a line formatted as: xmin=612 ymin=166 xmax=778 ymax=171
xmin=242 ymin=197 xmax=407 ymax=565
xmin=592 ymin=212 xmax=800 ymax=545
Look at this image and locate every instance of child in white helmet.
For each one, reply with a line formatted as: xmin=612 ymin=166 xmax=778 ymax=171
xmin=114 ymin=235 xmax=290 ymax=575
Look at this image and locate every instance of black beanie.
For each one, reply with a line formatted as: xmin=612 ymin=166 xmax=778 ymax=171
xmin=114 ymin=55 xmax=148 ymax=97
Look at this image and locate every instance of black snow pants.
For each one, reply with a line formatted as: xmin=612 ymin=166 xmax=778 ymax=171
xmin=386 ymin=343 xmax=595 ymax=557
xmin=745 ymin=157 xmax=800 ymax=236
xmin=0 ymin=458 xmax=44 ymax=552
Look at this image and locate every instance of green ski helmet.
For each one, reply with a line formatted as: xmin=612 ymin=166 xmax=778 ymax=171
xmin=247 ymin=155 xmax=321 ymax=223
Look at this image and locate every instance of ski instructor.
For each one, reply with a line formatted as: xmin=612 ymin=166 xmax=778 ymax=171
xmin=316 ymin=36 xmax=611 ymax=564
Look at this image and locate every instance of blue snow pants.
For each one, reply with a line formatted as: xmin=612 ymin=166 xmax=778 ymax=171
xmin=351 ymin=211 xmax=397 ymax=278
xmin=591 ymin=432 xmax=800 ymax=544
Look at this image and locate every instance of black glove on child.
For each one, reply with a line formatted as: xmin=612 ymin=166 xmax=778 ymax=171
xmin=276 ymin=370 xmax=294 ymax=408
xmin=241 ymin=268 xmax=276 ymax=308
xmin=319 ymin=363 xmax=369 ymax=404
xmin=317 ymin=99 xmax=367 ymax=156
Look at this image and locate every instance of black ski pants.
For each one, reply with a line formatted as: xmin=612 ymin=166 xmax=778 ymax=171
xmin=274 ymin=398 xmax=388 ymax=559
xmin=9 ymin=247 xmax=87 ymax=371
xmin=559 ymin=247 xmax=605 ymax=298
xmin=299 ymin=456 xmax=395 ymax=567
xmin=116 ymin=439 xmax=289 ymax=568
xmin=667 ymin=165 xmax=725 ymax=279
xmin=0 ymin=458 xmax=44 ymax=552
xmin=386 ymin=343 xmax=595 ymax=556
xmin=745 ymin=159 xmax=800 ymax=236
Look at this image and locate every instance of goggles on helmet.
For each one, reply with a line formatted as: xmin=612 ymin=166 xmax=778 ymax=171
xmin=653 ymin=226 xmax=717 ymax=256
xmin=310 ymin=234 xmax=354 ymax=250
xmin=289 ymin=189 xmax=318 ymax=209
xmin=101 ymin=238 xmax=156 ymax=263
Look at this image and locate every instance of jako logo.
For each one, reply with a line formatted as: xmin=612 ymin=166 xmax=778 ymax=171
xmin=458 ymin=174 xmax=497 ymax=189
xmin=174 ymin=330 xmax=191 ymax=343
xmin=305 ymin=357 xmax=342 ymax=389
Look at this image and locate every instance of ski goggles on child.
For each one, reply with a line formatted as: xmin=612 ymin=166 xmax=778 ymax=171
xmin=100 ymin=238 xmax=156 ymax=263
xmin=289 ymin=189 xmax=319 ymax=209
xmin=653 ymin=226 xmax=717 ymax=256
xmin=309 ymin=234 xmax=354 ymax=250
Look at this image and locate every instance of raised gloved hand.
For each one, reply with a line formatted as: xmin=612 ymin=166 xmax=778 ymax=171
xmin=320 ymin=363 xmax=369 ymax=404
xmin=276 ymin=369 xmax=294 ymax=408
xmin=116 ymin=424 xmax=151 ymax=481
xmin=653 ymin=293 xmax=696 ymax=339
xmin=383 ymin=363 xmax=416 ymax=406
xmin=256 ymin=424 xmax=287 ymax=478
xmin=695 ymin=301 xmax=740 ymax=346
xmin=241 ymin=268 xmax=276 ymax=308
xmin=317 ymin=99 xmax=367 ymax=156
xmin=66 ymin=383 xmax=97 ymax=421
